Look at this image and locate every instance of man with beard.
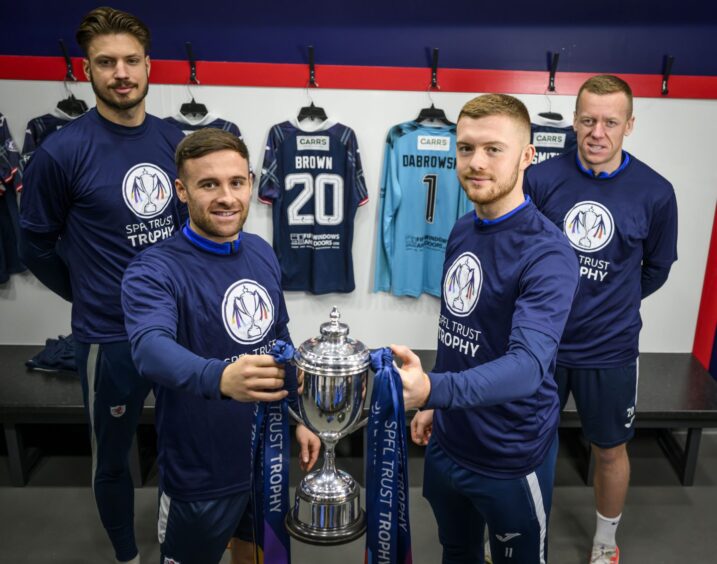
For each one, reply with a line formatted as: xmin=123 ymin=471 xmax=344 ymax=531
xmin=19 ymin=7 xmax=184 ymax=563
xmin=122 ymin=128 xmax=320 ymax=564
xmin=392 ymin=94 xmax=579 ymax=564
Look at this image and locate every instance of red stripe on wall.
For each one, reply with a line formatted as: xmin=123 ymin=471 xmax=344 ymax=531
xmin=693 ymin=204 xmax=717 ymax=369
xmin=2 ymin=55 xmax=717 ymax=99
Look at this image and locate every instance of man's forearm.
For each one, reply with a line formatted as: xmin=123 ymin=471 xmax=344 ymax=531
xmin=131 ymin=328 xmax=227 ymax=400
xmin=641 ymin=262 xmax=672 ymax=299
xmin=18 ymin=228 xmax=72 ymax=301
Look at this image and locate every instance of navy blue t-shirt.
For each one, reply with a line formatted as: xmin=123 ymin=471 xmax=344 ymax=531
xmin=259 ymin=119 xmax=368 ymax=294
xmin=525 ymin=150 xmax=678 ymax=367
xmin=20 ymin=108 xmax=185 ymax=342
xmin=432 ymin=201 xmax=578 ymax=478
xmin=122 ymin=228 xmax=291 ymax=501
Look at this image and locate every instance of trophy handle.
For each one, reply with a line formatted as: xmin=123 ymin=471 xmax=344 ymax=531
xmin=337 ymin=413 xmax=368 ymax=440
xmin=287 ymin=405 xmax=303 ymax=425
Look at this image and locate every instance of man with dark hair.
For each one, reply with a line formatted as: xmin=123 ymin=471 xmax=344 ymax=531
xmin=122 ymin=128 xmax=320 ymax=564
xmin=19 ymin=7 xmax=184 ymax=563
xmin=393 ymin=94 xmax=579 ymax=564
xmin=525 ymin=75 xmax=678 ymax=564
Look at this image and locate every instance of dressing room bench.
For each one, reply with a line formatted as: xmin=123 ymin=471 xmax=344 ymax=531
xmin=0 ymin=345 xmax=154 ymax=486
xmin=408 ymin=351 xmax=717 ymax=486
xmin=2 ymin=346 xmax=716 ymax=487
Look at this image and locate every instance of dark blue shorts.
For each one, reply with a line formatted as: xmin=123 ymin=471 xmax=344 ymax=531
xmin=556 ymin=362 xmax=638 ymax=448
xmin=423 ymin=436 xmax=558 ymax=564
xmin=158 ymin=489 xmax=253 ymax=564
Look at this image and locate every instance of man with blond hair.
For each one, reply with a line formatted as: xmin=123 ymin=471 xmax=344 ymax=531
xmin=525 ymin=75 xmax=678 ymax=563
xmin=393 ymin=94 xmax=578 ymax=564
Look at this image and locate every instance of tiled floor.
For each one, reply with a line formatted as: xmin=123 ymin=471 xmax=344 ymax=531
xmin=1 ymin=429 xmax=715 ymax=563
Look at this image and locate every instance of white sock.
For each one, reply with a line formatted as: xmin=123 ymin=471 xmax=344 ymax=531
xmin=117 ymin=556 xmax=139 ymax=564
xmin=593 ymin=510 xmax=621 ymax=548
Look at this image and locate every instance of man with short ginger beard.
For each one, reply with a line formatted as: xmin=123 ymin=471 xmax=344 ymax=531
xmin=392 ymin=94 xmax=578 ymax=564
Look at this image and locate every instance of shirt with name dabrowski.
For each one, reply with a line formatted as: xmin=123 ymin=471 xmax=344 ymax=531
xmin=524 ymin=150 xmax=678 ymax=367
xmin=20 ymin=108 xmax=185 ymax=343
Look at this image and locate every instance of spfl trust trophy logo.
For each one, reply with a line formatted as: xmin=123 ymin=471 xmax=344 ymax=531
xmin=222 ymin=280 xmax=274 ymax=344
xmin=563 ymin=201 xmax=615 ymax=252
xmin=122 ymin=163 xmax=173 ymax=219
xmin=444 ymin=252 xmax=482 ymax=317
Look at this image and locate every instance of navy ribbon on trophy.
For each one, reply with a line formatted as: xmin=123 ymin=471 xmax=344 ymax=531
xmin=251 ymin=341 xmax=294 ymax=564
xmin=365 ymin=348 xmax=413 ymax=564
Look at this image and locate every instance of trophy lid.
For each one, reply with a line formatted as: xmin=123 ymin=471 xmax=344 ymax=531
xmin=294 ymin=307 xmax=370 ymax=376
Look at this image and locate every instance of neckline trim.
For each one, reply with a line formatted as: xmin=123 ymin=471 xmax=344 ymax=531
xmin=474 ymin=196 xmax=532 ymax=226
xmin=182 ymin=221 xmax=241 ymax=255
xmin=575 ymin=150 xmax=631 ymax=179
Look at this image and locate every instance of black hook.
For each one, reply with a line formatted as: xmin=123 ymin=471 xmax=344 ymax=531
xmin=185 ymin=42 xmax=199 ymax=84
xmin=58 ymin=39 xmax=76 ymax=82
xmin=430 ymin=48 xmax=440 ymax=89
xmin=547 ymin=52 xmax=560 ymax=92
xmin=308 ymin=45 xmax=318 ymax=87
xmin=662 ymin=55 xmax=674 ymax=96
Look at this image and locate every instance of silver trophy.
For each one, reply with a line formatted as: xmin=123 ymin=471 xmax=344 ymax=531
xmin=286 ymin=307 xmax=371 ymax=545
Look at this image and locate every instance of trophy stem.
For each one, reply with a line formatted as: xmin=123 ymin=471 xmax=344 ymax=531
xmin=319 ymin=438 xmax=338 ymax=477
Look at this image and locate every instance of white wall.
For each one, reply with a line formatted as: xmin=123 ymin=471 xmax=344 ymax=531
xmin=0 ymin=79 xmax=714 ymax=350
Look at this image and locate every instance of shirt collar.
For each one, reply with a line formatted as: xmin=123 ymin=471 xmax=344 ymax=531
xmin=575 ymin=150 xmax=631 ymax=179
xmin=473 ymin=195 xmax=532 ymax=226
xmin=182 ymin=220 xmax=241 ymax=255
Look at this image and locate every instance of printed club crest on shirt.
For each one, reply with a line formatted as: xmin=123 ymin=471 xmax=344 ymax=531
xmin=122 ymin=162 xmax=173 ymax=219
xmin=443 ymin=252 xmax=483 ymax=317
xmin=222 ymin=279 xmax=275 ymax=344
xmin=563 ymin=200 xmax=615 ymax=253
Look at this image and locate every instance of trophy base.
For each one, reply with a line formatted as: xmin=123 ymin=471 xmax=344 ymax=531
xmin=285 ymin=468 xmax=366 ymax=545
xmin=285 ymin=507 xmax=366 ymax=546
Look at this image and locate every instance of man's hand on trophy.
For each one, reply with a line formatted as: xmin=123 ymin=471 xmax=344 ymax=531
xmin=390 ymin=345 xmax=431 ymax=411
xmin=296 ymin=424 xmax=321 ymax=472
xmin=411 ymin=409 xmax=434 ymax=446
xmin=219 ymin=355 xmax=289 ymax=402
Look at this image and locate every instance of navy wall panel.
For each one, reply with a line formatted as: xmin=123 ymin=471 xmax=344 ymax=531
xmin=2 ymin=1 xmax=716 ymax=75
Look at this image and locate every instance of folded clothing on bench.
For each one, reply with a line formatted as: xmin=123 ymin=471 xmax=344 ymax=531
xmin=25 ymin=334 xmax=77 ymax=374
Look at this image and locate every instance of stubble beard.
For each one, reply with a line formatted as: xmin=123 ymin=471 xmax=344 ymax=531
xmin=90 ymin=72 xmax=149 ymax=112
xmin=463 ymin=164 xmax=520 ymax=206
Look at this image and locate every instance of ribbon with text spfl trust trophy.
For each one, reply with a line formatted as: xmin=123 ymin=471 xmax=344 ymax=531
xmin=365 ymin=348 xmax=413 ymax=564
xmin=251 ymin=341 xmax=294 ymax=564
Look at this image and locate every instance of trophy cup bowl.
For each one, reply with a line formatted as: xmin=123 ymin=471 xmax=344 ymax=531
xmin=286 ymin=307 xmax=370 ymax=545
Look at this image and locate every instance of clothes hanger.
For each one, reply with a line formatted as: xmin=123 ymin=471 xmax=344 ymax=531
xmin=297 ymin=83 xmax=327 ymax=122
xmin=538 ymin=53 xmax=563 ymax=121
xmin=180 ymin=42 xmax=208 ymax=118
xmin=416 ymin=48 xmax=452 ymax=125
xmin=56 ymin=81 xmax=88 ymax=118
xmin=538 ymin=92 xmax=563 ymax=122
xmin=56 ymin=40 xmax=88 ymax=117
xmin=180 ymin=85 xmax=208 ymax=118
